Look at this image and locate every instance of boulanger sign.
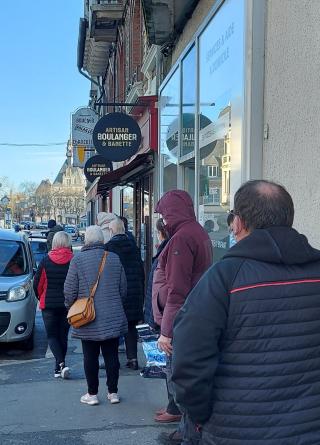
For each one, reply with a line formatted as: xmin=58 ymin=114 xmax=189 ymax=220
xmin=93 ymin=112 xmax=142 ymax=162
xmin=71 ymin=107 xmax=98 ymax=168
xmin=84 ymin=155 xmax=113 ymax=183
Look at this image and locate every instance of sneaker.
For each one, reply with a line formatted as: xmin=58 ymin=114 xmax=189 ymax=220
xmin=57 ymin=362 xmax=70 ymax=379
xmin=107 ymin=392 xmax=120 ymax=404
xmin=126 ymin=359 xmax=139 ymax=370
xmin=54 ymin=369 xmax=61 ymax=378
xmin=61 ymin=366 xmax=70 ymax=379
xmin=80 ymin=393 xmax=99 ymax=406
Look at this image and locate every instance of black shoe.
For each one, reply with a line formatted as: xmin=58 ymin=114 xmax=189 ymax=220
xmin=158 ymin=431 xmax=182 ymax=445
xmin=126 ymin=359 xmax=139 ymax=370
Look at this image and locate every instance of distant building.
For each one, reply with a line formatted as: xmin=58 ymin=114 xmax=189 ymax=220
xmin=51 ymin=153 xmax=86 ymax=225
xmin=34 ymin=153 xmax=86 ymax=225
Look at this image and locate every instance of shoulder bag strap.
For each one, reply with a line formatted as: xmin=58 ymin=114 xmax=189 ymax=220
xmin=89 ymin=251 xmax=108 ymax=299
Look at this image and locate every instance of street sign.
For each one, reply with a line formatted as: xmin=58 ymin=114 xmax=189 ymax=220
xmin=71 ymin=107 xmax=99 ymax=167
xmin=84 ymin=155 xmax=113 ymax=183
xmin=92 ymin=112 xmax=142 ymax=162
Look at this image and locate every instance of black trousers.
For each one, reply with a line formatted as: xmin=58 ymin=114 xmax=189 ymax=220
xmin=42 ymin=308 xmax=70 ymax=369
xmin=125 ymin=320 xmax=138 ymax=360
xmin=81 ymin=338 xmax=120 ymax=395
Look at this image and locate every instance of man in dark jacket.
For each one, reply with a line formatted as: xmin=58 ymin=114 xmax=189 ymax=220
xmin=106 ymin=217 xmax=144 ymax=370
xmin=172 ymin=180 xmax=320 ymax=445
xmin=153 ymin=190 xmax=212 ymax=431
xmin=46 ymin=219 xmax=63 ymax=251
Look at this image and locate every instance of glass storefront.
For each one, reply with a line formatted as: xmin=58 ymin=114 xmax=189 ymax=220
xmin=159 ymin=68 xmax=179 ymax=193
xmin=159 ymin=0 xmax=245 ymax=260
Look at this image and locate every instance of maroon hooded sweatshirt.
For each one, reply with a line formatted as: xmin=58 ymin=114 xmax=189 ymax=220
xmin=152 ymin=190 xmax=213 ymax=337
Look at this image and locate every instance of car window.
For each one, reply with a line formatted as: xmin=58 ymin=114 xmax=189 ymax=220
xmin=0 ymin=240 xmax=29 ymax=276
xmin=30 ymin=241 xmax=48 ymax=254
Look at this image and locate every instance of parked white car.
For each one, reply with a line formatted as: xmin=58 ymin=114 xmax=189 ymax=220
xmin=0 ymin=230 xmax=37 ymax=349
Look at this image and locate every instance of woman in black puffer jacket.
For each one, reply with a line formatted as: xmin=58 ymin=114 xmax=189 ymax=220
xmin=34 ymin=231 xmax=73 ymax=379
xmin=106 ymin=217 xmax=144 ymax=370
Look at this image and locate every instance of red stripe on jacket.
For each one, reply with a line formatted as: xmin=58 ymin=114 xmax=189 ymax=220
xmin=37 ymin=267 xmax=48 ymax=310
xmin=230 ymin=278 xmax=320 ymax=294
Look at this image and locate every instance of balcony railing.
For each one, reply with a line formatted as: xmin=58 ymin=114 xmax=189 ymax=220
xmin=88 ymin=0 xmax=124 ymax=42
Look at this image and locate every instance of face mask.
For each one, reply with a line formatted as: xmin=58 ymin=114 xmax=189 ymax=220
xmin=229 ymin=231 xmax=237 ymax=247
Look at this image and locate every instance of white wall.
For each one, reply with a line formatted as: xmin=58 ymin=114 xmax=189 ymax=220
xmin=263 ymin=0 xmax=320 ymax=246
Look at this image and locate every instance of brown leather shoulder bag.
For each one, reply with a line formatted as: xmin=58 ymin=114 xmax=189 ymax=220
xmin=67 ymin=251 xmax=108 ymax=328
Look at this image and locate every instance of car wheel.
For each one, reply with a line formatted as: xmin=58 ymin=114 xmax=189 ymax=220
xmin=21 ymin=326 xmax=34 ymax=351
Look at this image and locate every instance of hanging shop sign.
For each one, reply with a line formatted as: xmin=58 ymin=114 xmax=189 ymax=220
xmin=84 ymin=155 xmax=113 ymax=183
xmin=92 ymin=112 xmax=142 ymax=162
xmin=71 ymin=107 xmax=99 ymax=167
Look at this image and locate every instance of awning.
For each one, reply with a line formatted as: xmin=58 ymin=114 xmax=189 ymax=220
xmin=97 ymin=153 xmax=154 ymax=195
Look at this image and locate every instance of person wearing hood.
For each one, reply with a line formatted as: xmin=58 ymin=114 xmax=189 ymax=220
xmin=96 ymin=212 xmax=117 ymax=243
xmin=172 ymin=180 xmax=320 ymax=445
xmin=34 ymin=231 xmax=73 ymax=379
xmin=106 ymin=217 xmax=144 ymax=370
xmin=46 ymin=219 xmax=64 ymax=251
xmin=152 ymin=190 xmax=212 ymax=434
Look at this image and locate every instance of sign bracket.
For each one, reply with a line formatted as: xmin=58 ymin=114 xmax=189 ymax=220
xmin=95 ymin=102 xmax=151 ymax=108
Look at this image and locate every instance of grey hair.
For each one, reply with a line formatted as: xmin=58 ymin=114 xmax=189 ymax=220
xmin=109 ymin=217 xmax=125 ymax=236
xmin=85 ymin=225 xmax=104 ymax=245
xmin=52 ymin=231 xmax=72 ymax=249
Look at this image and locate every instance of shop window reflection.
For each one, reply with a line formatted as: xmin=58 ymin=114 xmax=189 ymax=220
xmin=181 ymin=46 xmax=196 ymax=201
xmin=122 ymin=186 xmax=134 ymax=231
xmin=198 ymin=0 xmax=244 ymax=261
xmin=160 ymin=69 xmax=179 ymax=192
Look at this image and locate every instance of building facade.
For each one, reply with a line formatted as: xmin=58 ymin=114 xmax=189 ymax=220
xmin=154 ymin=0 xmax=320 ymax=261
xmin=78 ymin=0 xmax=320 ymax=266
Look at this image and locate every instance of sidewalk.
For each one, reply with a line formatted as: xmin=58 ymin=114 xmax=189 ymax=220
xmin=0 ymin=336 xmax=173 ymax=444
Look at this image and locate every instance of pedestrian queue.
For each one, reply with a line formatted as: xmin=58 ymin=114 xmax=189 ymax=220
xmin=64 ymin=225 xmax=128 ymax=406
xmin=33 ymin=231 xmax=73 ymax=379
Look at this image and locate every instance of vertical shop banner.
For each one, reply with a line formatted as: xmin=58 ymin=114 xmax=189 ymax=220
xmin=71 ymin=107 xmax=99 ymax=167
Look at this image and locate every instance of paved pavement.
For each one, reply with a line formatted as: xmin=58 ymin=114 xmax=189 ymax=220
xmin=0 ymin=312 xmax=173 ymax=445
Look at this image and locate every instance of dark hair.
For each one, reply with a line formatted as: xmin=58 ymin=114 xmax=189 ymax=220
xmin=227 ymin=211 xmax=234 ymax=227
xmin=119 ymin=216 xmax=128 ymax=231
xmin=48 ymin=219 xmax=57 ymax=229
xmin=204 ymin=219 xmax=215 ymax=233
xmin=234 ymin=180 xmax=294 ymax=231
xmin=156 ymin=218 xmax=169 ymax=240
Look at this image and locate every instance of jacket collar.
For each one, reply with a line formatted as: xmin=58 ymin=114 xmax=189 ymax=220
xmin=81 ymin=242 xmax=105 ymax=252
xmin=224 ymin=227 xmax=320 ymax=265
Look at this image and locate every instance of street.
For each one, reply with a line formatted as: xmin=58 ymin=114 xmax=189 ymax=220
xmin=0 ymin=308 xmax=171 ymax=445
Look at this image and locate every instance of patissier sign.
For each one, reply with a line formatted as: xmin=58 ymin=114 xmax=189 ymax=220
xmin=71 ymin=107 xmax=98 ymax=168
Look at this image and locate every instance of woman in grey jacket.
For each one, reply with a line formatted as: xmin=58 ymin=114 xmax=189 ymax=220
xmin=64 ymin=225 xmax=127 ymax=406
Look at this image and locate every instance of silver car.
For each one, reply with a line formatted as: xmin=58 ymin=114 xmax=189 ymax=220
xmin=0 ymin=230 xmax=37 ymax=350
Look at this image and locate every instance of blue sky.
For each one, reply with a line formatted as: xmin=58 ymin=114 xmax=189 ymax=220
xmin=0 ymin=0 xmax=89 ymax=188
